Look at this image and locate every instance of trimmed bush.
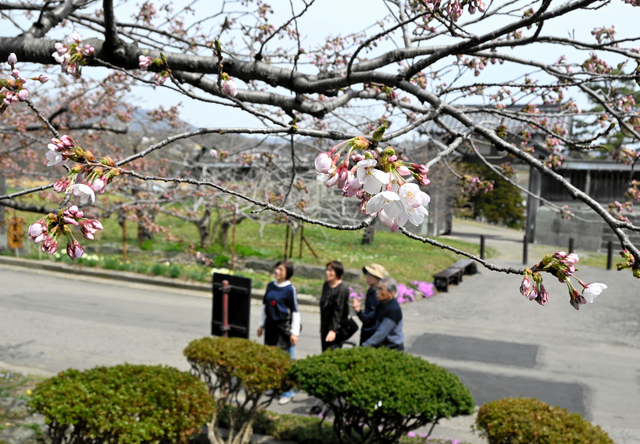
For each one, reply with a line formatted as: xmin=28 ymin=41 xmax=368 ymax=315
xmin=475 ymin=397 xmax=615 ymax=444
xmin=169 ymin=264 xmax=182 ymax=278
xmin=28 ymin=364 xmax=213 ymax=444
xmin=151 ymin=263 xmax=167 ymax=276
xmin=290 ymin=347 xmax=474 ymax=444
xmin=184 ymin=337 xmax=292 ymax=444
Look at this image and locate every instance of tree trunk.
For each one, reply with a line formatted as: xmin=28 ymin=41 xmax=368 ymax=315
xmin=136 ymin=207 xmax=155 ymax=247
xmin=361 ymin=219 xmax=377 ymax=245
xmin=216 ymin=214 xmax=246 ymax=247
xmin=196 ymin=208 xmax=212 ymax=248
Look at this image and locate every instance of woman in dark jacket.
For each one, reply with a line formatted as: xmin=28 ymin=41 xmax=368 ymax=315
xmin=320 ymin=260 xmax=350 ymax=352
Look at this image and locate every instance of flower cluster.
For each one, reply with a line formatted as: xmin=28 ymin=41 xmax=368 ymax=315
xmin=28 ymin=206 xmax=103 ymax=260
xmin=460 ymin=175 xmax=494 ymax=194
xmin=315 ymin=126 xmax=431 ymax=232
xmin=1 ymin=54 xmax=48 ymax=114
xmin=521 ymin=251 xmax=607 ymax=310
xmin=138 ymin=54 xmax=171 ymax=84
xmin=608 ymin=200 xmax=632 ymax=223
xmin=47 ymin=135 xmax=121 ymax=202
xmin=52 ymin=32 xmax=95 ymax=79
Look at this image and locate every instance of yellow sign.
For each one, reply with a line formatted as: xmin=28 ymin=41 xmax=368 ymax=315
xmin=7 ymin=217 xmax=24 ymax=249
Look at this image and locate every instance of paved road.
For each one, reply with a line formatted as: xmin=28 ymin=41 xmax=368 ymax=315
xmin=1 ymin=258 xmax=640 ymax=444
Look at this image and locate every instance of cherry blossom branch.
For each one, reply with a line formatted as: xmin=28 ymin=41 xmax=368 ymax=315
xmin=254 ymin=0 xmax=315 ymax=62
xmin=119 ymin=169 xmax=373 ymax=231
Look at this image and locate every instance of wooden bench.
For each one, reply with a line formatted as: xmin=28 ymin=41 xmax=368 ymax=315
xmin=433 ymin=259 xmax=478 ymax=292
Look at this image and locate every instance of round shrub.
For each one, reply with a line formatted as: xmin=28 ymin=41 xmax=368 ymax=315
xmin=184 ymin=337 xmax=292 ymax=444
xmin=476 ymin=397 xmax=615 ymax=444
xmin=151 ymin=263 xmax=167 ymax=276
xmin=290 ymin=347 xmax=474 ymax=444
xmin=184 ymin=337 xmax=291 ymax=394
xmin=28 ymin=364 xmax=213 ymax=444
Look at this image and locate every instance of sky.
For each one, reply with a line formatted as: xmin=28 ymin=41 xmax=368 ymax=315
xmin=2 ymin=0 xmax=639 ymax=130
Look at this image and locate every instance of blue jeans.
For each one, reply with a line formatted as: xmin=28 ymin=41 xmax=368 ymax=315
xmin=281 ymin=345 xmax=295 ymax=399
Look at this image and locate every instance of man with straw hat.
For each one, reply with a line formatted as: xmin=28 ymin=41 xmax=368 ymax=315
xmin=357 ymin=263 xmax=387 ymax=345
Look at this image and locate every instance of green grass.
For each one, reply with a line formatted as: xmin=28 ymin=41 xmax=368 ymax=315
xmin=11 ymin=200 xmax=494 ymax=289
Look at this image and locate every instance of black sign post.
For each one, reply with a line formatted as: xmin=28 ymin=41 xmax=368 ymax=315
xmin=211 ymin=273 xmax=252 ymax=339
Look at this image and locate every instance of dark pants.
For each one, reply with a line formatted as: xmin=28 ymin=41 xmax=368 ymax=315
xmin=264 ymin=321 xmax=291 ymax=351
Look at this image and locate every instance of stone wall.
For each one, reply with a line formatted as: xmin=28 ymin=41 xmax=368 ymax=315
xmin=534 ymin=207 xmax=604 ymax=251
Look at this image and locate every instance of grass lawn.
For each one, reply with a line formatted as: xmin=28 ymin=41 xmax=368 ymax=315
xmin=10 ymin=198 xmax=494 ymax=294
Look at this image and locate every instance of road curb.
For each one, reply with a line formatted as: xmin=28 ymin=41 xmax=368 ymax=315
xmin=0 ymin=256 xmax=319 ymax=306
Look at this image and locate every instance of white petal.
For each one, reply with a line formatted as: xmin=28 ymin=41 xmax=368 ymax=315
xmin=363 ymin=176 xmax=384 ymax=194
xmin=366 ymin=193 xmax=387 ymax=214
xmin=370 ymin=169 xmax=390 ymax=185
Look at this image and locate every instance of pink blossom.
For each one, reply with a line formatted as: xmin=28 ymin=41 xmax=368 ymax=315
xmin=38 ymin=74 xmax=50 ymax=84
xmin=223 ymin=79 xmax=238 ymax=97
xmin=91 ymin=178 xmax=105 ymax=192
xmin=7 ymin=53 xmax=17 ymax=65
xmin=520 ymin=274 xmax=533 ymax=299
xmin=564 ymin=253 xmax=579 ymax=265
xmin=28 ymin=221 xmax=44 ymax=238
xmin=11 ymin=69 xmax=20 ymax=79
xmin=315 ymin=152 xmax=334 ymax=174
xmin=17 ymin=89 xmax=28 ymax=100
xmin=396 ymin=165 xmax=411 ymax=176
xmin=139 ymin=55 xmax=153 ymax=71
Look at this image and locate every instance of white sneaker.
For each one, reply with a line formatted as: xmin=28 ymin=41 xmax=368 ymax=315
xmin=278 ymin=395 xmax=293 ymax=405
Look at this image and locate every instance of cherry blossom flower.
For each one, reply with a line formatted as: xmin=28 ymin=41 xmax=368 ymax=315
xmin=46 ymin=150 xmax=65 ymax=166
xmin=67 ymin=183 xmax=95 ymax=204
xmin=399 ymin=183 xmax=425 ymax=208
xmin=581 ymin=282 xmax=607 ymax=303
xmin=405 ymin=205 xmax=428 ymax=226
xmin=357 ymin=159 xmax=390 ymax=194
xmin=367 ymin=191 xmax=405 ymax=218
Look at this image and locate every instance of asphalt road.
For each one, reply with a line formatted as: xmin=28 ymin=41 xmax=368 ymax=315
xmin=1 ymin=260 xmax=640 ymax=444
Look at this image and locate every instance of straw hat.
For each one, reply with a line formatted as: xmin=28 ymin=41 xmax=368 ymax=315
xmin=362 ymin=263 xmax=387 ymax=279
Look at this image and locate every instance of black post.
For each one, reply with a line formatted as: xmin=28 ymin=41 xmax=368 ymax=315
xmin=523 ymin=234 xmax=528 ymax=265
xmin=480 ymin=235 xmax=485 ymax=260
xmin=607 ymin=241 xmax=613 ymax=270
xmin=569 ymin=238 xmax=575 ymax=254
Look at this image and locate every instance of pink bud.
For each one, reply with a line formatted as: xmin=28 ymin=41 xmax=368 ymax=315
xmin=34 ymin=233 xmax=46 ymax=244
xmin=92 ymin=220 xmax=104 ymax=230
xmin=28 ymin=222 xmax=44 ymax=238
xmin=325 ymin=173 xmax=339 ymax=188
xmin=11 ymin=69 xmax=20 ymax=79
xmin=68 ymin=205 xmax=79 ymax=214
xmin=7 ymin=53 xmax=17 ymax=65
xmin=73 ymin=241 xmax=84 ymax=259
xmin=92 ymin=178 xmax=105 ymax=192
xmin=39 ymin=74 xmax=50 ymax=84
xmin=315 ymin=152 xmax=334 ymax=174
xmin=396 ymin=165 xmax=411 ymax=176
xmin=17 ymin=89 xmax=29 ymax=100
xmin=222 ymin=79 xmax=238 ymax=97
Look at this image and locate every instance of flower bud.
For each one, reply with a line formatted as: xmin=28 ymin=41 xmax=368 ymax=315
xmin=17 ymin=89 xmax=29 ymax=100
xmin=7 ymin=53 xmax=17 ymax=65
xmin=11 ymin=69 xmax=20 ymax=79
xmin=223 ymin=79 xmax=238 ymax=97
xmin=38 ymin=74 xmax=50 ymax=84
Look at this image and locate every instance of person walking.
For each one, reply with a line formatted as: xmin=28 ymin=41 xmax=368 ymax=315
xmin=257 ymin=260 xmax=299 ymax=404
xmin=359 ymin=264 xmax=387 ymax=345
xmin=352 ymin=277 xmax=404 ymax=351
xmin=319 ymin=260 xmax=350 ymax=352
